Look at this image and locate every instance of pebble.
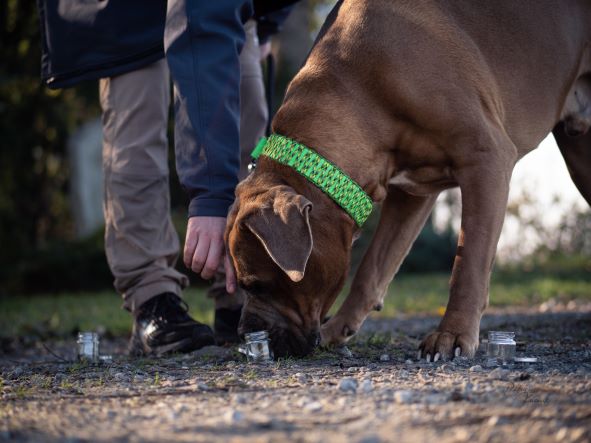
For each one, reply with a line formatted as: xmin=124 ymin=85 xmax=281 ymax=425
xmin=398 ymin=369 xmax=410 ymax=378
xmin=304 ymin=401 xmax=323 ymax=412
xmin=555 ymin=427 xmax=569 ymax=441
xmin=405 ymin=359 xmax=414 ymax=365
xmin=423 ymin=393 xmax=448 ymax=405
xmin=360 ymin=379 xmax=374 ymax=393
xmin=462 ymin=381 xmax=473 ymax=395
xmin=469 ymin=365 xmax=483 ymax=372
xmin=196 ymin=382 xmax=209 ymax=391
xmin=453 ymin=356 xmax=470 ymax=367
xmin=336 ymin=346 xmax=353 ymax=358
xmin=487 ymin=415 xmax=505 ymax=427
xmin=393 ymin=390 xmax=413 ymax=404
xmin=453 ymin=428 xmax=474 ymax=441
xmin=514 ymin=372 xmax=531 ymax=381
xmin=225 ymin=409 xmax=244 ymax=424
xmin=379 ymin=354 xmax=390 ymax=362
xmin=338 ymin=378 xmax=358 ymax=393
xmin=570 ymin=427 xmax=587 ymax=441
xmin=294 ymin=372 xmax=307 ymax=384
xmin=488 ymin=368 xmax=510 ymax=380
xmin=450 ymin=390 xmax=465 ymax=402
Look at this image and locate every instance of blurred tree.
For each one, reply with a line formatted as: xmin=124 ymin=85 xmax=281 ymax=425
xmin=0 ymin=0 xmax=100 ymax=292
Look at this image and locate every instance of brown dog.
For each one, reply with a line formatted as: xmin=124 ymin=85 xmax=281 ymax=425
xmin=226 ymin=0 xmax=591 ymax=359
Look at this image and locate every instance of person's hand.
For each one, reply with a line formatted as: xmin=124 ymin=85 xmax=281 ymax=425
xmin=184 ymin=216 xmax=236 ymax=293
xmin=259 ymin=42 xmax=272 ymax=61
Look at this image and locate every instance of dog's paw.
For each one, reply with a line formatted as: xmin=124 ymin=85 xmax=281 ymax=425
xmin=320 ymin=316 xmax=357 ymax=347
xmin=418 ymin=331 xmax=478 ymax=362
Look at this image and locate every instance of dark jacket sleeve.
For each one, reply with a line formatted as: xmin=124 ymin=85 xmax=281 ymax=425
xmin=165 ymin=0 xmax=252 ymax=217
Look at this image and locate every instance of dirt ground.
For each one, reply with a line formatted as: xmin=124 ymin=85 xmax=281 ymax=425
xmin=1 ymin=305 xmax=591 ymax=443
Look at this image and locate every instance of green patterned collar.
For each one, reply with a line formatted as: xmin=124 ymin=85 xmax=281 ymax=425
xmin=251 ymin=134 xmax=373 ymax=227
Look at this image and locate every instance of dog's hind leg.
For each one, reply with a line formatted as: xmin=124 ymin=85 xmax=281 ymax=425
xmin=553 ymin=122 xmax=591 ymax=206
xmin=320 ymin=187 xmax=438 ymax=347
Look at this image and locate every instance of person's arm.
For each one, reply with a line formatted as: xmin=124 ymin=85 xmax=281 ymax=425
xmin=165 ymin=0 xmax=251 ymax=290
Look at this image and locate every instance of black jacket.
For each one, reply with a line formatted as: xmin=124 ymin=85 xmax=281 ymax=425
xmin=37 ymin=0 xmax=296 ymax=217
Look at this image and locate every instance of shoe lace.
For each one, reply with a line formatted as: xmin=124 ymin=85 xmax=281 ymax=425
xmin=148 ymin=293 xmax=191 ymax=324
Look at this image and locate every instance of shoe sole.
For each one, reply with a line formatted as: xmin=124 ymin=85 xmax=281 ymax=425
xmin=128 ymin=333 xmax=216 ymax=357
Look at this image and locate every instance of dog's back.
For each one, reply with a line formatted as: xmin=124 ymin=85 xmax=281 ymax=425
xmin=277 ymin=0 xmax=591 ymax=156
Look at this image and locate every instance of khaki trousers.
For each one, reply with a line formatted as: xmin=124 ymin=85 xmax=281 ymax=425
xmin=99 ymin=21 xmax=267 ymax=312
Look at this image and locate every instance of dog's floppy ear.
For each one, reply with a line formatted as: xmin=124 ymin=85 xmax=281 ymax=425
xmin=244 ymin=187 xmax=313 ymax=282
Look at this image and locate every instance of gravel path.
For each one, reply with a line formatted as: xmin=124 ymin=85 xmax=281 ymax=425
xmin=1 ymin=306 xmax=590 ymax=443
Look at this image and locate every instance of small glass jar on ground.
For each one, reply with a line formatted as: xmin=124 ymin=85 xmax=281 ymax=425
xmin=242 ymin=331 xmax=273 ymax=363
xmin=77 ymin=332 xmax=99 ymax=363
xmin=486 ymin=331 xmax=516 ymax=366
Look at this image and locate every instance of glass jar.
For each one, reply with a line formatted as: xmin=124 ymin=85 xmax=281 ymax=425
xmin=77 ymin=332 xmax=99 ymax=363
xmin=486 ymin=331 xmax=516 ymax=366
xmin=242 ymin=331 xmax=273 ymax=363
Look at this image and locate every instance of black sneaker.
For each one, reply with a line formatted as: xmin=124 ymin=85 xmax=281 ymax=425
xmin=214 ymin=307 xmax=243 ymax=345
xmin=129 ymin=293 xmax=215 ymax=356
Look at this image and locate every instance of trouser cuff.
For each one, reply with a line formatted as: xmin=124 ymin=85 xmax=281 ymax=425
xmin=123 ymin=281 xmax=183 ymax=314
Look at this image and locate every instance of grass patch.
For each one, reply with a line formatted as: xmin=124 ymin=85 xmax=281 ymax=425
xmin=1 ymin=273 xmax=590 ymax=339
xmin=328 ymin=273 xmax=591 ymax=318
xmin=0 ymin=287 xmax=213 ymax=339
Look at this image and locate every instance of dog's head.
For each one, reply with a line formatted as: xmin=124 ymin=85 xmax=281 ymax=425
xmin=226 ymin=167 xmax=353 ymax=358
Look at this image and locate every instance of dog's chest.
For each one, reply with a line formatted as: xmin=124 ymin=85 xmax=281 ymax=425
xmin=388 ymin=168 xmax=456 ymax=196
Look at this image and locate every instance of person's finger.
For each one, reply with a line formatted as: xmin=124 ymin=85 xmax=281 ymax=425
xmin=183 ymin=223 xmax=198 ymax=268
xmin=224 ymin=252 xmax=236 ymax=294
xmin=201 ymin=237 xmax=223 ymax=280
xmin=191 ymin=234 xmax=210 ymax=274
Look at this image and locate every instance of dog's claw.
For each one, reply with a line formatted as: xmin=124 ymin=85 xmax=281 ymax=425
xmin=419 ymin=331 xmax=476 ymax=362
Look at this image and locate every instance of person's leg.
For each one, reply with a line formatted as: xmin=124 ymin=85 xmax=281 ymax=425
xmin=100 ymin=59 xmax=214 ymax=354
xmin=238 ymin=19 xmax=269 ymax=180
xmin=211 ymin=20 xmax=268 ymax=342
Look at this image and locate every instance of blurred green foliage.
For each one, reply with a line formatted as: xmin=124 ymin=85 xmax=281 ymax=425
xmin=0 ymin=0 xmax=101 ymax=293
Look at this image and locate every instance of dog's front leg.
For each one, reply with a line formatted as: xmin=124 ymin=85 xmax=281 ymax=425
xmin=419 ymin=152 xmax=515 ymax=361
xmin=321 ymin=187 xmax=438 ymax=346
